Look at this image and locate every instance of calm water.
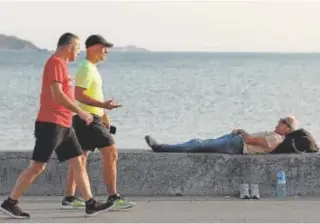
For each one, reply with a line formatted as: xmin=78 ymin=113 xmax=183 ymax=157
xmin=1 ymin=51 xmax=320 ymax=151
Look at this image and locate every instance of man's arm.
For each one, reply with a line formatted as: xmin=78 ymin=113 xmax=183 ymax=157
xmin=74 ymin=66 xmax=105 ymax=108
xmin=51 ymin=82 xmax=82 ymax=114
xmin=51 ymin=82 xmax=93 ymax=125
xmin=47 ymin=61 xmax=82 ymax=114
xmin=74 ymin=67 xmax=121 ymax=110
xmin=74 ymin=86 xmax=105 ymax=108
xmin=238 ymin=130 xmax=269 ymax=148
xmin=75 ymin=86 xmax=122 ymax=110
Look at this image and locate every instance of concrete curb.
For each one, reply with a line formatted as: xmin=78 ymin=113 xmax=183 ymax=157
xmin=0 ymin=150 xmax=319 ymax=196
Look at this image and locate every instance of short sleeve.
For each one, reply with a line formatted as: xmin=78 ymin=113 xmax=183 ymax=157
xmin=75 ymin=65 xmax=92 ymax=89
xmin=47 ymin=59 xmax=66 ymax=84
xmin=265 ymin=134 xmax=284 ymax=149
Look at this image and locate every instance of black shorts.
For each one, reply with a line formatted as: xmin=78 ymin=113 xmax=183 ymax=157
xmin=73 ymin=114 xmax=115 ymax=151
xmin=32 ymin=121 xmax=84 ymax=163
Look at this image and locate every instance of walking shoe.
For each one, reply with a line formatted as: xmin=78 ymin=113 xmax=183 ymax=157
xmin=250 ymin=184 xmax=261 ymax=200
xmin=0 ymin=198 xmax=30 ymax=219
xmin=85 ymin=199 xmax=115 ymax=217
xmin=61 ymin=196 xmax=85 ymax=209
xmin=107 ymin=194 xmax=136 ymax=210
xmin=239 ymin=183 xmax=250 ymax=199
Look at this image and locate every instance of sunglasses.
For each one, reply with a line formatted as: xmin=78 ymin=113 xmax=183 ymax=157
xmin=279 ymin=118 xmax=292 ymax=130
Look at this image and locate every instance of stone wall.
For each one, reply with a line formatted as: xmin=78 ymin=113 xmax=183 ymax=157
xmin=0 ymin=150 xmax=320 ymax=197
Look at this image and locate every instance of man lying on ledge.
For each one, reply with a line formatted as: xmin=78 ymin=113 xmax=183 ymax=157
xmin=145 ymin=116 xmax=298 ymax=154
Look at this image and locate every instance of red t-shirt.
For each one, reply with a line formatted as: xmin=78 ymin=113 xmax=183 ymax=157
xmin=36 ymin=55 xmax=74 ymax=127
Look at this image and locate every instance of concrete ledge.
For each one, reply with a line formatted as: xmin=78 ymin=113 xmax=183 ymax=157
xmin=0 ymin=150 xmax=320 ymax=197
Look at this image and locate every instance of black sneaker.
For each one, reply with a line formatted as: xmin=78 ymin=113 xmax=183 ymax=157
xmin=85 ymin=199 xmax=115 ymax=217
xmin=0 ymin=199 xmax=30 ymax=219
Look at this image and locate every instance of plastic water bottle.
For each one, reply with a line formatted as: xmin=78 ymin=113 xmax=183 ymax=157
xmin=276 ymin=171 xmax=287 ymax=198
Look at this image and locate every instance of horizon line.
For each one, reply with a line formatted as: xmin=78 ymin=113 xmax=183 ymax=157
xmin=45 ymin=49 xmax=320 ymax=54
xmin=3 ymin=49 xmax=320 ymax=54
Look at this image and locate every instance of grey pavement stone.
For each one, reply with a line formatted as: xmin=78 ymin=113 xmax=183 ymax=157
xmin=0 ymin=196 xmax=320 ymax=223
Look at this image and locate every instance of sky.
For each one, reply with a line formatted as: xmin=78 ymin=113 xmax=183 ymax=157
xmin=1 ymin=0 xmax=320 ymax=52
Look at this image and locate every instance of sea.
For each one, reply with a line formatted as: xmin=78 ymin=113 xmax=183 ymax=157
xmin=0 ymin=51 xmax=320 ymax=151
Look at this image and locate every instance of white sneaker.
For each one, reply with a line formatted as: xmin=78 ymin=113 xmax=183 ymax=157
xmin=239 ymin=183 xmax=250 ymax=199
xmin=250 ymin=184 xmax=260 ymax=199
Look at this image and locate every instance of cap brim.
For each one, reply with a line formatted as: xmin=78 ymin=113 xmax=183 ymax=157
xmin=102 ymin=41 xmax=113 ymax=48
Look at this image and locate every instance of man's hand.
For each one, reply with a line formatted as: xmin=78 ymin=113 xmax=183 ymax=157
xmin=241 ymin=132 xmax=251 ymax=142
xmin=232 ymin=128 xmax=269 ymax=148
xmin=237 ymin=129 xmax=248 ymax=135
xmin=102 ymin=100 xmax=122 ymax=110
xmin=236 ymin=129 xmax=252 ymax=143
xmin=78 ymin=110 xmax=93 ymax=126
xmin=232 ymin=129 xmax=239 ymax=134
xmin=231 ymin=129 xmax=246 ymax=135
xmin=101 ymin=113 xmax=111 ymax=129
xmin=231 ymin=129 xmax=251 ymax=141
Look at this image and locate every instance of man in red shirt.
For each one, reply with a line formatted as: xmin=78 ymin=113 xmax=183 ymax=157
xmin=0 ymin=33 xmax=114 ymax=219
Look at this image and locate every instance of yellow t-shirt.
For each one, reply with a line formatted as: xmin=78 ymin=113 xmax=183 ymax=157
xmin=75 ymin=60 xmax=104 ymax=117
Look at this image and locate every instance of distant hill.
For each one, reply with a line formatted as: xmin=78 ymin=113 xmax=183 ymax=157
xmin=79 ymin=44 xmax=150 ymax=53
xmin=0 ymin=34 xmax=45 ymax=51
xmin=110 ymin=45 xmax=150 ymax=52
xmin=0 ymin=34 xmax=149 ymax=52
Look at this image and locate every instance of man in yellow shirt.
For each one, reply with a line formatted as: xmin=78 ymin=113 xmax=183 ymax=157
xmin=61 ymin=34 xmax=135 ymax=210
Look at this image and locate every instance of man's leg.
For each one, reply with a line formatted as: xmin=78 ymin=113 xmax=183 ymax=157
xmin=62 ymin=145 xmax=126 ymax=209
xmin=100 ymin=145 xmax=117 ymax=195
xmin=200 ymin=134 xmax=243 ymax=153
xmin=67 ymin=155 xmax=92 ymax=201
xmin=0 ymin=121 xmax=55 ymax=219
xmin=61 ymin=150 xmax=89 ymax=209
xmin=63 ymin=115 xmax=134 ymax=209
xmin=100 ymin=145 xmax=135 ymax=209
xmin=145 ymin=135 xmax=202 ymax=152
xmin=61 ymin=114 xmax=93 ymax=209
xmin=89 ymin=116 xmax=135 ymax=209
xmin=145 ymin=134 xmax=243 ymax=153
xmin=55 ymin=128 xmax=115 ymax=216
xmin=9 ymin=162 xmax=46 ymax=200
xmin=0 ymin=161 xmax=46 ymax=219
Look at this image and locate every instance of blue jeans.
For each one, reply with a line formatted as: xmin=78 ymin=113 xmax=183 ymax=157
xmin=155 ymin=134 xmax=244 ymax=154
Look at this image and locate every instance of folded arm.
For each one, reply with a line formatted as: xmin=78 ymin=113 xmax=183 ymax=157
xmin=234 ymin=129 xmax=269 ymax=148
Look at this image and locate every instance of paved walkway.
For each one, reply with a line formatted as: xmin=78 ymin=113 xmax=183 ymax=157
xmin=0 ymin=196 xmax=319 ymax=222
